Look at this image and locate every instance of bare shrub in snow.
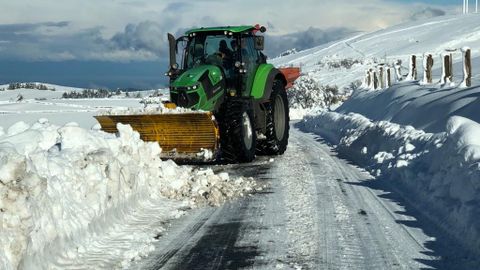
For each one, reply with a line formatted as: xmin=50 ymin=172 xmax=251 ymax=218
xmin=7 ymin=83 xmax=53 ymax=91
xmin=140 ymin=90 xmax=167 ymax=105
xmin=329 ymin=58 xmax=362 ymax=69
xmin=287 ymin=75 xmax=345 ymax=109
xmin=347 ymin=80 xmax=362 ymax=91
xmin=62 ymin=89 xmax=112 ymax=99
xmin=8 ymin=83 xmax=21 ymax=90
xmin=315 ymin=58 xmax=362 ymax=70
xmin=279 ymin=48 xmax=297 ymax=57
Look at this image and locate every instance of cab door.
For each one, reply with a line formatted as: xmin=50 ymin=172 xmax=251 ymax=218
xmin=240 ymin=35 xmax=261 ymax=96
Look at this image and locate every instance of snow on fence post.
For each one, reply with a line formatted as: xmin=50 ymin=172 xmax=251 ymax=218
xmin=386 ymin=67 xmax=392 ymax=88
xmin=462 ymin=47 xmax=472 ymax=87
xmin=441 ymin=54 xmax=453 ymax=85
xmin=373 ymin=70 xmax=379 ymax=90
xmin=423 ymin=53 xmax=434 ymax=84
xmin=394 ymin=60 xmax=402 ymax=82
xmin=406 ymin=55 xmax=417 ymax=81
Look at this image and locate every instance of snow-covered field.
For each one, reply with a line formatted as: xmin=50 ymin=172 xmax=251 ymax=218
xmin=0 ymin=84 xmax=165 ymax=128
xmin=0 ymin=85 xmax=259 ymax=269
xmin=275 ymin=14 xmax=480 ymax=253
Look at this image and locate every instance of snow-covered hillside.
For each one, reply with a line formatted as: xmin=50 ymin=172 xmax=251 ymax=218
xmin=275 ymin=14 xmax=480 ymax=253
xmin=272 ymin=14 xmax=480 ymax=91
xmin=0 ymin=84 xmax=167 ymax=128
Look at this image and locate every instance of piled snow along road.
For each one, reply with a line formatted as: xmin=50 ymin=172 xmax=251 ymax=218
xmin=299 ymin=110 xmax=480 ymax=252
xmin=0 ymin=119 xmax=257 ymax=269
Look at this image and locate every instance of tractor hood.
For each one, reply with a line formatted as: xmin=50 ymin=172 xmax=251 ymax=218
xmin=171 ymin=65 xmax=223 ymax=89
xmin=170 ymin=65 xmax=225 ymax=111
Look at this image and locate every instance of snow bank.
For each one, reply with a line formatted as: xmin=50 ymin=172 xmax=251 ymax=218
xmin=299 ymin=112 xmax=480 ymax=251
xmin=0 ymin=119 xmax=257 ymax=269
xmin=337 ymin=81 xmax=480 ymax=133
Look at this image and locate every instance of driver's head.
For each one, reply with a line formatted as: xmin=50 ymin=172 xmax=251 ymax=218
xmin=219 ymin=40 xmax=228 ymax=50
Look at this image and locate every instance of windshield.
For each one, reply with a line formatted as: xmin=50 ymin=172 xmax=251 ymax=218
xmin=184 ymin=34 xmax=235 ymax=69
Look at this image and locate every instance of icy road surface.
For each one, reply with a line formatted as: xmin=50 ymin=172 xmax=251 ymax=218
xmin=131 ymin=126 xmax=476 ymax=270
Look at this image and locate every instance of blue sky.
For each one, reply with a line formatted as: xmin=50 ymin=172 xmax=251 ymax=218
xmin=0 ymin=0 xmax=463 ymax=89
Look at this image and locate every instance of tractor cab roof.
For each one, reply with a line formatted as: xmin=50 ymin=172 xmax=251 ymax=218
xmin=185 ymin=25 xmax=256 ymax=35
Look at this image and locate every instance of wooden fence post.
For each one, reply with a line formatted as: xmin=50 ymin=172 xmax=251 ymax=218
xmin=378 ymin=65 xmax=385 ymax=88
xmin=462 ymin=47 xmax=472 ymax=87
xmin=373 ymin=70 xmax=379 ymax=90
xmin=368 ymin=68 xmax=374 ymax=89
xmin=365 ymin=69 xmax=371 ymax=87
xmin=441 ymin=54 xmax=453 ymax=85
xmin=423 ymin=53 xmax=434 ymax=84
xmin=394 ymin=60 xmax=402 ymax=82
xmin=407 ymin=55 xmax=417 ymax=80
xmin=386 ymin=68 xmax=392 ymax=88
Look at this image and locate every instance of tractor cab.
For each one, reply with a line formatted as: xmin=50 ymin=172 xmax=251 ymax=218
xmin=166 ymin=25 xmax=267 ymax=111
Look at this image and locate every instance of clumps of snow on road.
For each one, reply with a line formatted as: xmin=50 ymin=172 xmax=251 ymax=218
xmin=0 ymin=119 xmax=257 ymax=269
xmin=299 ymin=111 xmax=480 ymax=252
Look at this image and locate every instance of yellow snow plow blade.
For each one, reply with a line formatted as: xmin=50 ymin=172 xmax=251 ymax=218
xmin=94 ymin=112 xmax=220 ymax=161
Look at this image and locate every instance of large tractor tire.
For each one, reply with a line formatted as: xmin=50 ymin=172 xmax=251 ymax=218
xmin=257 ymin=80 xmax=290 ymax=155
xmin=219 ymin=99 xmax=257 ymax=163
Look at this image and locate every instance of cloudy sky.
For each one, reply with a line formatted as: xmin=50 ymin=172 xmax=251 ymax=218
xmin=0 ymin=0 xmax=462 ymax=88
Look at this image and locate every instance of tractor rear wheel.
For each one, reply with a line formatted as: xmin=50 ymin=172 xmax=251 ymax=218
xmin=219 ymin=100 xmax=256 ymax=163
xmin=257 ymin=80 xmax=290 ymax=155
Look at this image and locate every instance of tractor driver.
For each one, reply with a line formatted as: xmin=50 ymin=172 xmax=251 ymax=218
xmin=219 ymin=40 xmax=233 ymax=59
xmin=218 ymin=40 xmax=235 ymax=80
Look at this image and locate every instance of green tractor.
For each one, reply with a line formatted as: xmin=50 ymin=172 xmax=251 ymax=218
xmin=96 ymin=25 xmax=299 ymax=163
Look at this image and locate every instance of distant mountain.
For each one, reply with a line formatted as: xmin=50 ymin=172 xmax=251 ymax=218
xmin=265 ymin=27 xmax=358 ymax=58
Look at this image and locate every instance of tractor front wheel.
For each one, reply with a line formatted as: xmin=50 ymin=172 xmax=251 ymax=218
xmin=219 ymin=100 xmax=257 ymax=163
xmin=257 ymin=80 xmax=290 ymax=155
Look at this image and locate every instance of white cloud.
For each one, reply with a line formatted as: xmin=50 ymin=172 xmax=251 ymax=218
xmin=0 ymin=0 xmax=455 ymax=61
xmin=0 ymin=0 xmax=446 ymax=35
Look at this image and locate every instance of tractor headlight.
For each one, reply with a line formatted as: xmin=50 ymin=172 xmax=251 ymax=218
xmin=192 ymin=84 xmax=198 ymax=90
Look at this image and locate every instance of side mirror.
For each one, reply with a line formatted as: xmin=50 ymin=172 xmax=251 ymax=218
xmin=254 ymin=36 xmax=264 ymax=51
xmin=167 ymin=33 xmax=177 ymax=69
